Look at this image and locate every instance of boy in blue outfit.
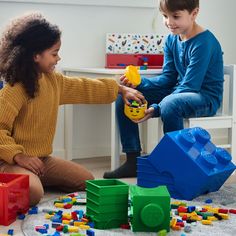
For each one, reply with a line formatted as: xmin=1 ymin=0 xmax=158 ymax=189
xmin=104 ymin=0 xmax=224 ymax=178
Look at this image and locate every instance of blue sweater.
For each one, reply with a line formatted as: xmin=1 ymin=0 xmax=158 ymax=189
xmin=138 ymin=30 xmax=224 ymax=115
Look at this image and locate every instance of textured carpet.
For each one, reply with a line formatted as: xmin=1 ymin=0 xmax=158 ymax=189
xmin=22 ymin=184 xmax=236 ymax=236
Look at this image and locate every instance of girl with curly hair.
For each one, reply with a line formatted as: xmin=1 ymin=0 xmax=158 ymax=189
xmin=0 ymin=12 xmax=145 ymax=206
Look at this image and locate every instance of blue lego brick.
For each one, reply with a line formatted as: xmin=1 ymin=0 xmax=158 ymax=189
xmin=137 ymin=127 xmax=236 ymax=200
xmin=7 ymin=229 xmax=14 ymax=235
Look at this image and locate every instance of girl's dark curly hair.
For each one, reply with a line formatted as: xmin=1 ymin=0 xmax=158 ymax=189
xmin=0 ymin=12 xmax=61 ymax=98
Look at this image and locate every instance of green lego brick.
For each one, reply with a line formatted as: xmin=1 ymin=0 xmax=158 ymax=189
xmin=130 ymin=185 xmax=170 ymax=232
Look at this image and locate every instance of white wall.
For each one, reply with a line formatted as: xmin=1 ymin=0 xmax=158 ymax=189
xmin=155 ymin=0 xmax=236 ymax=64
xmin=0 ymin=0 xmax=235 ymax=159
xmin=1 ymin=0 xmax=234 ymax=67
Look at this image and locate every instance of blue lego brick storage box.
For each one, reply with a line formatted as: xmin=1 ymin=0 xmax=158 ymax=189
xmin=137 ymin=127 xmax=236 ymax=200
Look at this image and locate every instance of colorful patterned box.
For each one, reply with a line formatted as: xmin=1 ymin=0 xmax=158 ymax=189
xmin=106 ymin=33 xmax=164 ymax=54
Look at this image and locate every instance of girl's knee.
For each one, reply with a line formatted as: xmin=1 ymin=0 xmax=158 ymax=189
xmin=29 ymin=179 xmax=44 ymax=206
xmin=78 ymin=171 xmax=94 ymax=190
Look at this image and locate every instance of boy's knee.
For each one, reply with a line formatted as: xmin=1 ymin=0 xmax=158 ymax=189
xmin=160 ymin=97 xmax=181 ymax=118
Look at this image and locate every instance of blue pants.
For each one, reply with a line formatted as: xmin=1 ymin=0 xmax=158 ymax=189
xmin=116 ymin=87 xmax=217 ymax=153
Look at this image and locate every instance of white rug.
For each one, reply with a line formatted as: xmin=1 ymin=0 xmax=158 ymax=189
xmin=22 ymin=184 xmax=236 ymax=236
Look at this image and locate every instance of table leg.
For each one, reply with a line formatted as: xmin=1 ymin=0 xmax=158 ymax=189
xmin=64 ymin=104 xmax=73 ymax=161
xmin=111 ymin=101 xmax=120 ymax=170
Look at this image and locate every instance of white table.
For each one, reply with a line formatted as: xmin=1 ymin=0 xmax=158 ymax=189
xmin=62 ymin=68 xmax=162 ymax=170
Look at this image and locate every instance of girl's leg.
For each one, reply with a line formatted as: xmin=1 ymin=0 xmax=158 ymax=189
xmin=40 ymin=156 xmax=94 ymax=192
xmin=159 ymin=92 xmax=215 ymax=133
xmin=0 ymin=163 xmax=44 ymax=206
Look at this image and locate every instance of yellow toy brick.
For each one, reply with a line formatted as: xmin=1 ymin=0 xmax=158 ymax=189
xmin=68 ymin=226 xmax=79 ymax=232
xmin=79 ymin=225 xmax=90 ymax=230
xmin=54 ymin=203 xmax=64 ymax=208
xmin=202 ymin=220 xmax=212 ymax=225
xmin=62 ymin=220 xmax=70 ymax=225
xmin=207 ymin=216 xmax=218 ymax=221
xmin=125 ymin=65 xmax=141 ymax=86
xmin=74 ymin=221 xmax=86 ymax=226
xmin=218 ymin=213 xmax=229 ymax=220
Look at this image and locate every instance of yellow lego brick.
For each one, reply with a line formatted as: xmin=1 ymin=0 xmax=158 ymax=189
xmin=79 ymin=225 xmax=90 ymax=230
xmin=170 ymin=218 xmax=177 ymax=227
xmin=171 ymin=201 xmax=182 ymax=205
xmin=179 ymin=212 xmax=191 ymax=217
xmin=54 ymin=203 xmax=64 ymax=208
xmin=62 ymin=220 xmax=70 ymax=225
xmin=171 ymin=225 xmax=181 ymax=230
xmin=190 ymin=215 xmax=202 ymax=221
xmin=62 ymin=213 xmax=72 ymax=220
xmin=207 ymin=216 xmax=218 ymax=221
xmin=202 ymin=220 xmax=212 ymax=225
xmin=74 ymin=221 xmax=86 ymax=226
xmin=45 ymin=213 xmax=54 ymax=219
xmin=218 ymin=213 xmax=229 ymax=220
xmin=202 ymin=205 xmax=212 ymax=210
xmin=190 ymin=211 xmax=198 ymax=217
xmin=68 ymin=226 xmax=79 ymax=232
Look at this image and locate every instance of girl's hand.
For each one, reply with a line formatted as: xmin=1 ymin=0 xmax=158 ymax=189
xmin=132 ymin=107 xmax=155 ymax=123
xmin=120 ymin=75 xmax=136 ymax=88
xmin=13 ymin=153 xmax=45 ymax=177
xmin=118 ymin=84 xmax=146 ymax=106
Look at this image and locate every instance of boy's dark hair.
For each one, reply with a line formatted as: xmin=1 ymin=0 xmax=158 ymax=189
xmin=0 ymin=12 xmax=61 ymax=98
xmin=159 ymin=0 xmax=199 ymax=13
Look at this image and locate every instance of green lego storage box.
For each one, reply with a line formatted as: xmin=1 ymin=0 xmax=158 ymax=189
xmin=130 ymin=185 xmax=170 ymax=232
xmin=86 ymin=179 xmax=129 ymax=229
xmin=86 ymin=188 xmax=128 ymax=205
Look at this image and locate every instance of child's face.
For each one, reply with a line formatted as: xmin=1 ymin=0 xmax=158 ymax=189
xmin=34 ymin=40 xmax=61 ymax=73
xmin=161 ymin=8 xmax=198 ymax=38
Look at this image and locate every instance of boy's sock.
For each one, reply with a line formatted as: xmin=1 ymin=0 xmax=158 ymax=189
xmin=103 ymin=152 xmax=140 ymax=179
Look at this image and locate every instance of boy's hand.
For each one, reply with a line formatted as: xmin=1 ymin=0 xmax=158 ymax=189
xmin=118 ymin=84 xmax=146 ymax=106
xmin=120 ymin=75 xmax=137 ymax=88
xmin=13 ymin=153 xmax=45 ymax=177
xmin=132 ymin=107 xmax=155 ymax=123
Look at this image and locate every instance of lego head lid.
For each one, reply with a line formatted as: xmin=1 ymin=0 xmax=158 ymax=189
xmin=125 ymin=65 xmax=141 ymax=86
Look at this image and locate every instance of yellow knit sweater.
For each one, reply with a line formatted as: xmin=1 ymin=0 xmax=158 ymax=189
xmin=0 ymin=72 xmax=119 ymax=164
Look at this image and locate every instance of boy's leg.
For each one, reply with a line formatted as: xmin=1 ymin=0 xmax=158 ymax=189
xmin=159 ymin=92 xmax=215 ymax=133
xmin=103 ymin=94 xmax=141 ymax=178
xmin=40 ymin=156 xmax=94 ymax=192
xmin=104 ymin=88 xmax=171 ymax=179
xmin=0 ymin=163 xmax=44 ymax=206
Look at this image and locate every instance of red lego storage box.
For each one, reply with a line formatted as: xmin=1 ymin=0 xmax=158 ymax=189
xmin=0 ymin=173 xmax=29 ymax=226
xmin=105 ymin=54 xmax=164 ymax=69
